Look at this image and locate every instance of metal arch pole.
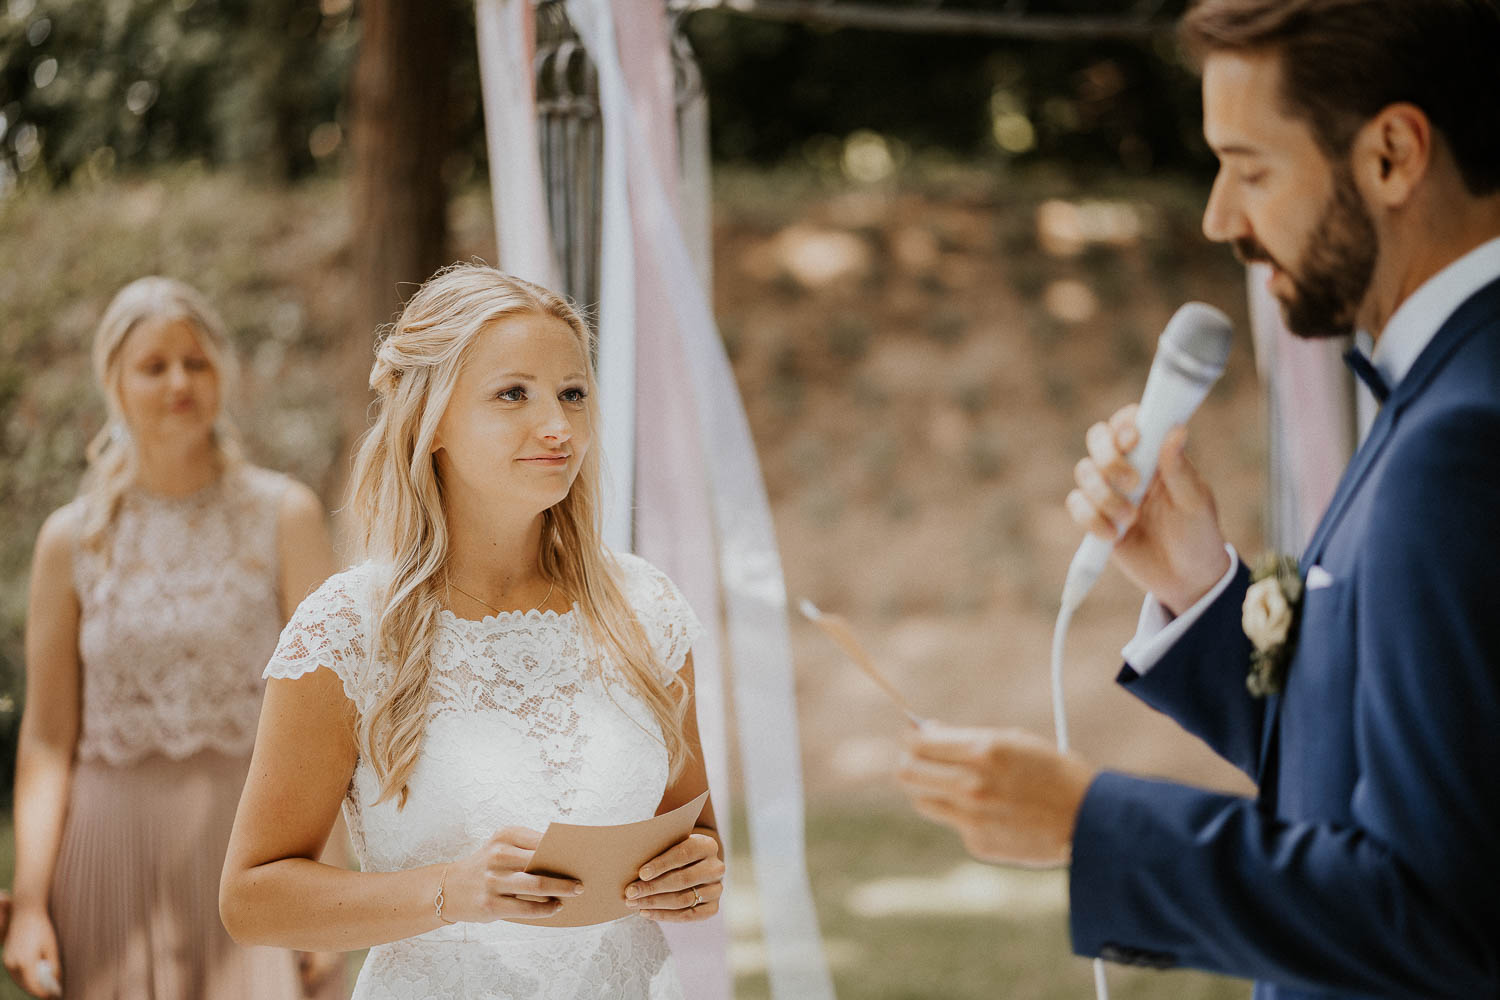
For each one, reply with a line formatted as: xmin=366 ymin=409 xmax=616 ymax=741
xmin=682 ymin=0 xmax=1174 ymax=40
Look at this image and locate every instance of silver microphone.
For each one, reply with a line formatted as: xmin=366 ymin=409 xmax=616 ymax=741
xmin=1060 ymin=302 xmax=1234 ymax=611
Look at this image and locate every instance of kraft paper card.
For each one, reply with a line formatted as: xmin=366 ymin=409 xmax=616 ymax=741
xmin=512 ymin=790 xmax=711 ymax=927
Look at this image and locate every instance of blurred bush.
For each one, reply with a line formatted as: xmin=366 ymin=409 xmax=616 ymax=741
xmin=684 ymin=8 xmax=1211 ymax=179
xmin=1 ymin=1 xmax=1214 ymax=195
xmin=0 ymin=0 xmax=357 ymax=190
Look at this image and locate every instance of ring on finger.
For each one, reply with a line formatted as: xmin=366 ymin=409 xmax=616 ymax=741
xmin=691 ymin=886 xmax=703 ymax=907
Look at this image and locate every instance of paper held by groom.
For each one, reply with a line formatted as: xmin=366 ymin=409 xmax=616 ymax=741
xmin=898 ymin=1 xmax=1500 ymax=998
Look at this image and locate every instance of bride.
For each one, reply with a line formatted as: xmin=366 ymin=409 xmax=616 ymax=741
xmin=219 ymin=264 xmax=723 ymax=999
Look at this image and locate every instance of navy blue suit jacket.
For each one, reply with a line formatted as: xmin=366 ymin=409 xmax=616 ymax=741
xmin=1069 ymin=275 xmax=1500 ymax=998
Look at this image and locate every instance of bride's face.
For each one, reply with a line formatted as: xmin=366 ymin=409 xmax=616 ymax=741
xmin=432 ymin=311 xmax=592 ymax=522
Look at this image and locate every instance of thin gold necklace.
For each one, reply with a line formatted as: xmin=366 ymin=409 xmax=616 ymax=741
xmin=448 ymin=576 xmax=556 ymax=616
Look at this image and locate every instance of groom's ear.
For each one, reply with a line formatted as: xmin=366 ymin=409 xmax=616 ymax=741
xmin=1353 ymin=103 xmax=1431 ymax=211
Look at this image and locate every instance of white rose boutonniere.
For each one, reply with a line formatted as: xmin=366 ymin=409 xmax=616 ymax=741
xmin=1243 ymin=553 xmax=1304 ymax=697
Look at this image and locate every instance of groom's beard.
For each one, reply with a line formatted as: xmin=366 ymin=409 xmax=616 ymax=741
xmin=1233 ymin=166 xmax=1378 ymax=340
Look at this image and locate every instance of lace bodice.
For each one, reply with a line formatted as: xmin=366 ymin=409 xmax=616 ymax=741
xmin=265 ymin=552 xmax=702 ymax=1000
xmin=71 ymin=464 xmax=291 ymax=765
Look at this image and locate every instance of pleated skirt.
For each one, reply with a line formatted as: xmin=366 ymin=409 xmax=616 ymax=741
xmin=50 ymin=750 xmax=319 ymax=1000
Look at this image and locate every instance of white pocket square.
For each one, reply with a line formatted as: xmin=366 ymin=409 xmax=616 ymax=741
xmin=1306 ymin=565 xmax=1335 ymax=590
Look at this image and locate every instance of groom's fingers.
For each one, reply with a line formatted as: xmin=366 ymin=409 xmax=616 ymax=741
xmin=910 ymin=794 xmax=979 ymax=832
xmin=910 ymin=724 xmax=1056 ymax=766
xmin=895 ymin=755 xmax=982 ymax=796
xmin=906 ymin=724 xmax=1010 ymax=763
xmin=910 ymin=794 xmax=957 ymax=823
xmin=1156 ymin=425 xmax=1206 ymax=510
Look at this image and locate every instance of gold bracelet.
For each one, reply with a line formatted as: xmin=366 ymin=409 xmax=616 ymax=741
xmin=435 ymin=864 xmax=456 ymax=925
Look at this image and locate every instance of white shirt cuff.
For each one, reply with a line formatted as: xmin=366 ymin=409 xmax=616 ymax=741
xmin=1120 ymin=544 xmax=1240 ymax=674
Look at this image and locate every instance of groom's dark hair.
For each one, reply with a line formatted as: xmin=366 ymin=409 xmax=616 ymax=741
xmin=1181 ymin=0 xmax=1500 ymax=196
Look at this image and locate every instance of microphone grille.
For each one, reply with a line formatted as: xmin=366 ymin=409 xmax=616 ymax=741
xmin=1161 ymin=302 xmax=1233 ymax=374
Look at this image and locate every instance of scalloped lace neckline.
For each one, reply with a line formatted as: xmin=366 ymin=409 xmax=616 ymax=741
xmin=439 ymin=603 xmax=581 ymax=629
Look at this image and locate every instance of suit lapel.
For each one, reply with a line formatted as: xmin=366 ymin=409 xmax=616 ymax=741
xmin=1300 ymin=272 xmax=1500 ymax=564
xmin=1300 ymin=408 xmax=1398 ymax=565
xmin=1256 ymin=273 xmax=1500 ymax=779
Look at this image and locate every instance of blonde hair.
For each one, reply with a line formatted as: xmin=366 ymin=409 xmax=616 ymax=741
xmin=78 ymin=276 xmax=243 ymax=552
xmin=348 ymin=263 xmax=688 ymax=807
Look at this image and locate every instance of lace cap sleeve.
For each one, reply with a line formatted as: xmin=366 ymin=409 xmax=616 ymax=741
xmin=264 ymin=564 xmax=377 ymax=705
xmin=613 ymin=552 xmax=704 ymax=676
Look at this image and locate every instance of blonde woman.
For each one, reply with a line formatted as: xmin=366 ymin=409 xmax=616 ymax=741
xmin=2 ymin=277 xmax=343 ymax=998
xmin=219 ymin=265 xmax=723 ymax=999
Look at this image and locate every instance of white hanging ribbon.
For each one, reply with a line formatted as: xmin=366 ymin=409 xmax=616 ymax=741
xmin=475 ymin=0 xmax=558 ymax=288
xmin=606 ymin=5 xmax=733 ymax=996
xmin=584 ymin=1 xmax=639 ymax=553
xmin=481 ymin=2 xmax=829 ymax=993
xmin=1246 ymin=263 xmax=1358 ymax=552
xmin=565 ymin=2 xmax=837 ymax=995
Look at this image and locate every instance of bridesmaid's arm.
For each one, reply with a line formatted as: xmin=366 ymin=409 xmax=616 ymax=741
xmin=219 ymin=665 xmax=581 ymax=951
xmin=632 ymin=654 xmax=726 ymax=922
xmin=2 ymin=507 xmax=83 ymax=997
xmin=275 ymin=480 xmax=337 ymax=622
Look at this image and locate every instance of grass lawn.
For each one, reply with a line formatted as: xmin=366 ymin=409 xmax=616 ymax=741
xmin=731 ymin=807 xmax=1247 ymax=1000
xmin=3 ymin=808 xmax=1247 ymax=999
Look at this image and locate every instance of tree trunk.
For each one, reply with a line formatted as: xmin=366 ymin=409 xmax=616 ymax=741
xmin=334 ymin=0 xmax=456 ymax=504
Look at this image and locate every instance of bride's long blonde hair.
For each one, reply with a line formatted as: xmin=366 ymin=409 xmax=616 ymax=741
xmin=348 ymin=263 xmax=688 ymax=807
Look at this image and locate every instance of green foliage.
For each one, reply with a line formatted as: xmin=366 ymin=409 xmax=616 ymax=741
xmin=2 ymin=1 xmax=1216 ymax=196
xmin=683 ymin=9 xmax=1213 ymax=178
xmin=0 ymin=0 xmax=356 ymax=189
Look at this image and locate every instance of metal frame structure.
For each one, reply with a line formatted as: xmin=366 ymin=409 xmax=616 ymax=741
xmin=679 ymin=0 xmax=1183 ymax=39
xmin=535 ymin=2 xmax=705 ymax=308
xmin=533 ymin=0 xmax=1182 ymax=307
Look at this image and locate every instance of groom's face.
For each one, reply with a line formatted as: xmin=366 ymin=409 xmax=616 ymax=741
xmin=1199 ymin=50 xmax=1378 ymax=338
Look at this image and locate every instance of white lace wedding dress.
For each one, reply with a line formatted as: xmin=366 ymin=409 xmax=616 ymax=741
xmin=264 ymin=551 xmax=702 ymax=1000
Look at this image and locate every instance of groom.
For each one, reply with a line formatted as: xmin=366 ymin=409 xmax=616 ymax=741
xmin=897 ymin=1 xmax=1500 ymax=996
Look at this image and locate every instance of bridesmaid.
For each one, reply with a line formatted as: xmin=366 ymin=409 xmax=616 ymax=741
xmin=2 ymin=277 xmax=344 ymax=999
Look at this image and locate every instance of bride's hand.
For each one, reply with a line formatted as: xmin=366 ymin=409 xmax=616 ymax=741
xmin=442 ymin=827 xmax=584 ymax=923
xmin=625 ymin=831 xmax=725 ymax=922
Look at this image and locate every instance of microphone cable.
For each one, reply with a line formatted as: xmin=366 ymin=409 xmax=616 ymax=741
xmin=1046 ymin=302 xmax=1231 ymax=1000
xmin=1051 ymin=584 xmax=1111 ymax=1000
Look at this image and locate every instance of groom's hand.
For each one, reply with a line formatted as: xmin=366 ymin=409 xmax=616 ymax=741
xmin=1067 ymin=405 xmax=1229 ymax=616
xmin=897 ymin=724 xmax=1095 ymax=869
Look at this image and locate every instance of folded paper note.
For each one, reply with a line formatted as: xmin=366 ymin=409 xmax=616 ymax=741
xmin=512 ymin=790 xmax=712 ymax=927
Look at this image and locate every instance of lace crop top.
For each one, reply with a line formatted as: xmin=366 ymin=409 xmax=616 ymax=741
xmin=71 ymin=464 xmax=292 ymax=765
